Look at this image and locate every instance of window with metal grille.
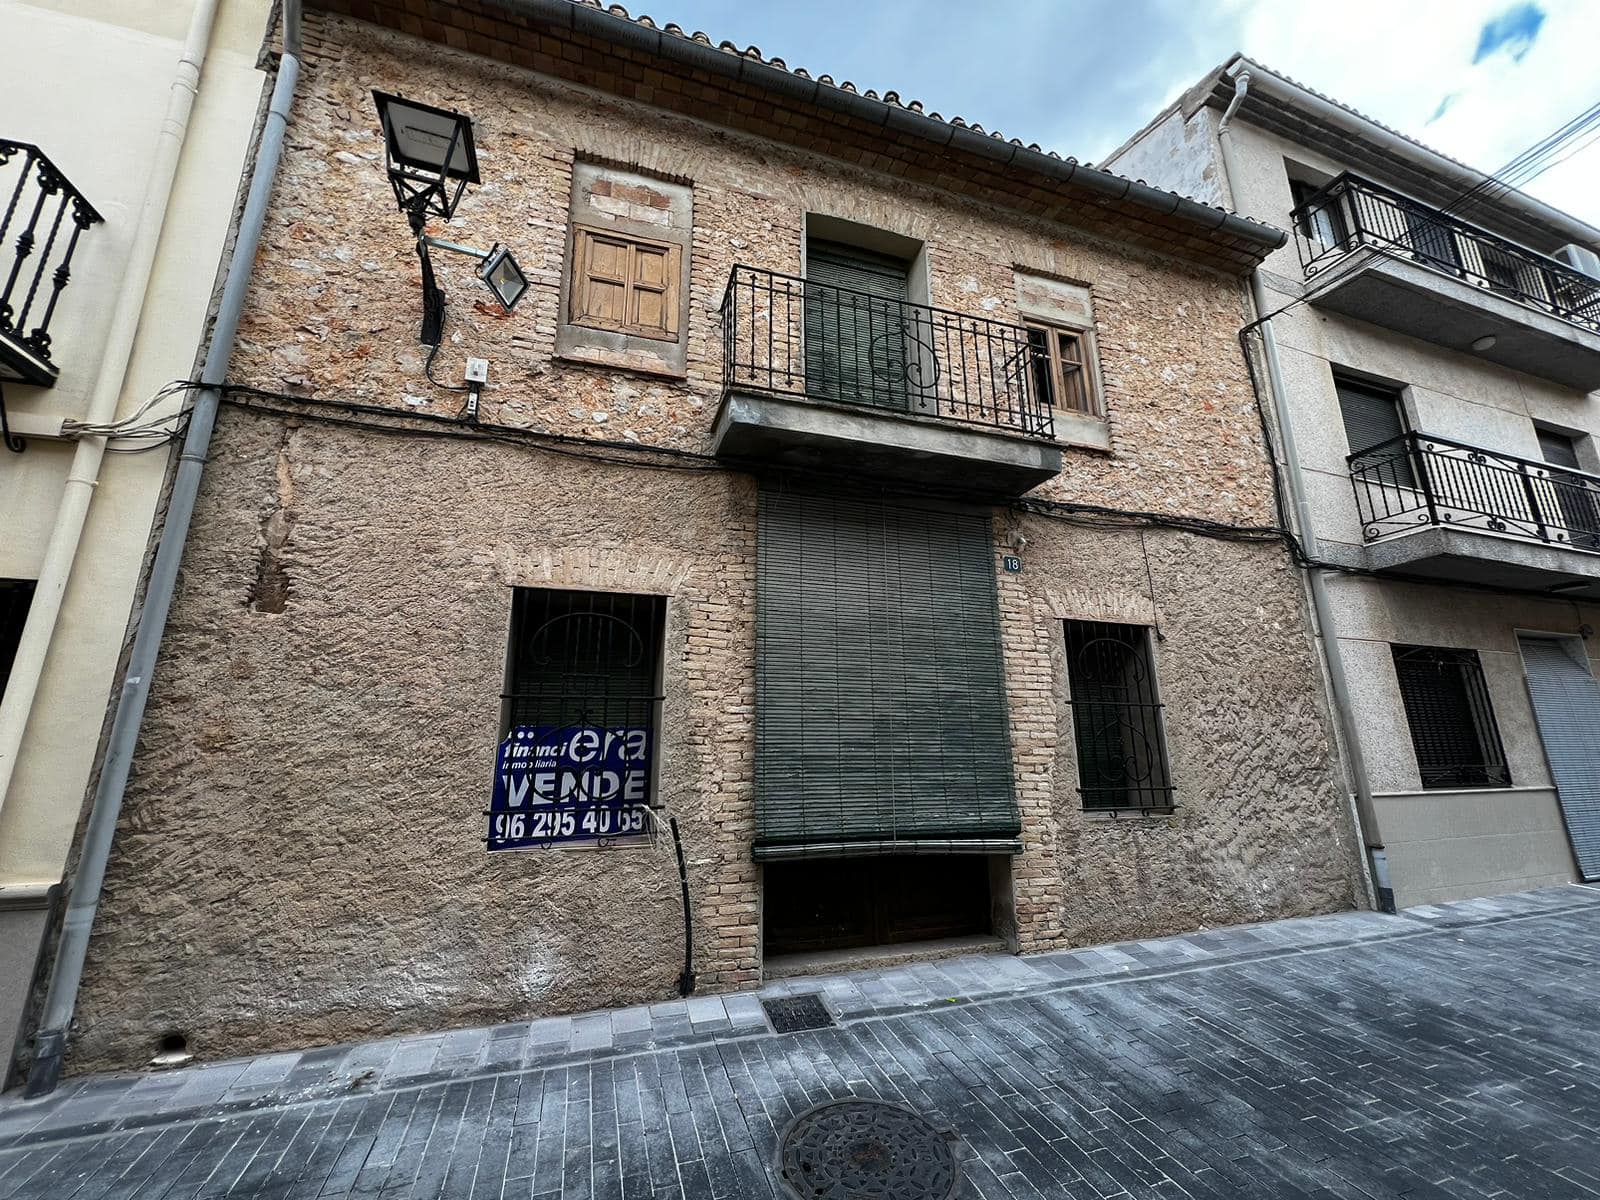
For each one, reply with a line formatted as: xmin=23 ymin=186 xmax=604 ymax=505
xmin=1391 ymin=645 xmax=1511 ymax=790
xmin=0 ymin=579 xmax=35 ymax=704
xmin=1062 ymin=620 xmax=1174 ymax=812
xmin=501 ymin=590 xmax=666 ymax=779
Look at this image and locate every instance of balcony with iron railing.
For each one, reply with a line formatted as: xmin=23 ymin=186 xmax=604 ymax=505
xmin=1290 ymin=174 xmax=1600 ymax=391
xmin=1349 ymin=431 xmax=1600 ymax=597
xmin=713 ymin=265 xmax=1062 ymax=496
xmin=0 ymin=140 xmax=102 ymax=390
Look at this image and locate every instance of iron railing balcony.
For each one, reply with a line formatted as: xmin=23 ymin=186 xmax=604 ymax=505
xmin=713 ymin=264 xmax=1063 ymax=496
xmin=0 ymin=140 xmax=102 ymax=389
xmin=1351 ymin=430 xmax=1600 ymax=588
xmin=719 ymin=264 xmax=1055 ymax=440
xmin=1290 ymin=173 xmax=1600 ymax=390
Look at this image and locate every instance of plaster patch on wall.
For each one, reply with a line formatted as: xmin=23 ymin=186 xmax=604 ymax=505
xmin=1043 ymin=586 xmax=1158 ymax=627
xmin=493 ymin=546 xmax=694 ymax=595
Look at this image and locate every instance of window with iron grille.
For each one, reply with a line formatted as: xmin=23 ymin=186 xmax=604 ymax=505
xmin=1063 ymin=620 xmax=1174 ymax=812
xmin=501 ymin=590 xmax=666 ymax=772
xmin=0 ymin=579 xmax=35 ymax=704
xmin=1391 ymin=645 xmax=1511 ymax=790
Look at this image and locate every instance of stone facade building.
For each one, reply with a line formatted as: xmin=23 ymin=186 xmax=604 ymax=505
xmin=1108 ymin=57 xmax=1600 ymax=909
xmin=62 ymin=5 xmax=1365 ymax=1072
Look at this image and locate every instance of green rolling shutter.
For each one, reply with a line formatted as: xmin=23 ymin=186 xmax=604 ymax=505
xmin=804 ymin=240 xmax=911 ymax=411
xmin=754 ymin=486 xmax=1020 ymax=857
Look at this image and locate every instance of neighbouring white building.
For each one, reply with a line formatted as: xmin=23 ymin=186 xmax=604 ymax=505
xmin=1109 ymin=54 xmax=1600 ymax=908
xmin=0 ymin=0 xmax=273 ymax=1078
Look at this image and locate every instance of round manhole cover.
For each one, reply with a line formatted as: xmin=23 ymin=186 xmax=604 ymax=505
xmin=777 ymin=1098 xmax=961 ymax=1200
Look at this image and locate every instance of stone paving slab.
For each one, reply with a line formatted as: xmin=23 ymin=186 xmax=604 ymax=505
xmin=1 ymin=884 xmax=1598 ymax=1197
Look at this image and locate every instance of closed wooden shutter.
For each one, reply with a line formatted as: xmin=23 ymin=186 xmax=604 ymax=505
xmin=571 ymin=226 xmax=680 ymax=341
xmin=754 ymin=487 xmax=1020 ymax=857
xmin=804 ymin=241 xmax=911 ymax=411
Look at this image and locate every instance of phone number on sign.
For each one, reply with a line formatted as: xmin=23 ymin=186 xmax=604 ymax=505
xmin=488 ymin=803 xmax=650 ymax=848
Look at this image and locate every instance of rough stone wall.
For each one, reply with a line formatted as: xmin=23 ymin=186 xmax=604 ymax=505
xmin=237 ymin=15 xmax=1273 ymax=526
xmin=69 ymin=15 xmax=1357 ymax=1071
xmin=74 ymin=411 xmax=760 ymax=1070
xmin=996 ymin=512 xmax=1360 ymax=952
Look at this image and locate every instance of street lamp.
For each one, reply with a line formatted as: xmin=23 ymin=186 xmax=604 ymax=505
xmin=373 ymin=91 xmax=527 ymax=346
xmin=374 ymin=90 xmax=479 ymax=232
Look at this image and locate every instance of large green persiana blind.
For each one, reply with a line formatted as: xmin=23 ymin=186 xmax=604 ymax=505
xmin=754 ymin=487 xmax=1021 ymax=855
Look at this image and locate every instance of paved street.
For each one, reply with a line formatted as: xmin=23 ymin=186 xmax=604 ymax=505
xmin=2 ymin=885 xmax=1599 ymax=1200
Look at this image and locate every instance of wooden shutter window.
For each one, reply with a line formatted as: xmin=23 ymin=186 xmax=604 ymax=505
xmin=1024 ymin=322 xmax=1100 ymax=417
xmin=571 ymin=226 xmax=681 ymax=341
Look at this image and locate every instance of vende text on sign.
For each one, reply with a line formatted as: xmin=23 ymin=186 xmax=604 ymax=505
xmin=487 ymin=724 xmax=654 ymax=851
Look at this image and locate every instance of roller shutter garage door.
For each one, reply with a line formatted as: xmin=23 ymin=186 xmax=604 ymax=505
xmin=754 ymin=487 xmax=1020 ymax=857
xmin=1518 ymin=635 xmax=1600 ymax=880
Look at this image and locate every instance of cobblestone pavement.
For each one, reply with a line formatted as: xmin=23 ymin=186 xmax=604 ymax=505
xmin=2 ymin=885 xmax=1599 ymax=1199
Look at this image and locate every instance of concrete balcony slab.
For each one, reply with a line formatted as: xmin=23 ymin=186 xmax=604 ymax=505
xmin=1310 ymin=252 xmax=1600 ymax=391
xmin=712 ymin=389 xmax=1062 ymax=498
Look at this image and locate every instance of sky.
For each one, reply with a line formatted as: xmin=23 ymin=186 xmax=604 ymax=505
xmin=632 ymin=0 xmax=1600 ymax=230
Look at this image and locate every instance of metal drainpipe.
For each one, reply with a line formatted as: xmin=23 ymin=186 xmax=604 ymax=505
xmin=25 ymin=0 xmax=304 ymax=1098
xmin=0 ymin=0 xmax=221 ymax=819
xmin=1216 ymin=75 xmax=1395 ymax=914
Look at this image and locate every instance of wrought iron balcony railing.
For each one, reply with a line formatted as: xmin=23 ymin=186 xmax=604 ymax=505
xmin=1291 ymin=173 xmax=1600 ymax=336
xmin=0 ymin=139 xmax=103 ymax=388
xmin=1350 ymin=431 xmax=1600 ymax=553
xmin=719 ymin=264 xmax=1055 ymax=440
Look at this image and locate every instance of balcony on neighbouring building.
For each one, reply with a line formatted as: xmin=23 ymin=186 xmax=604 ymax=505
xmin=713 ymin=265 xmax=1063 ymax=496
xmin=0 ymin=139 xmax=102 ymax=389
xmin=1350 ymin=431 xmax=1600 ymax=598
xmin=1291 ymin=174 xmax=1600 ymax=391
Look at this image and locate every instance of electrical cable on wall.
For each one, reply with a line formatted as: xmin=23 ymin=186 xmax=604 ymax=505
xmin=1138 ymin=527 xmax=1165 ymax=642
xmin=116 ymin=375 xmax=1596 ymax=609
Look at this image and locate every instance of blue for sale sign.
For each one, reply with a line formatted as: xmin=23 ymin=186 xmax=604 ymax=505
xmin=487 ymin=724 xmax=653 ymax=851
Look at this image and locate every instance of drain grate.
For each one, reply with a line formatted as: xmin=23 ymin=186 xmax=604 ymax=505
xmin=778 ymin=1099 xmax=961 ymax=1200
xmin=761 ymin=993 xmax=836 ymax=1033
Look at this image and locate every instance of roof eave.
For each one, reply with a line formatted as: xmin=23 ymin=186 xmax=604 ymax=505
xmin=482 ymin=0 xmax=1287 ymax=261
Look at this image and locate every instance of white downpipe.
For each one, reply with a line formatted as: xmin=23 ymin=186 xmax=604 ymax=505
xmin=0 ymin=0 xmax=220 ymax=817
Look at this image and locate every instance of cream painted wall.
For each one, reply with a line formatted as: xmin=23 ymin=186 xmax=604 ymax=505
xmin=1106 ymin=104 xmax=1594 ymax=899
xmin=0 ymin=0 xmax=271 ymax=892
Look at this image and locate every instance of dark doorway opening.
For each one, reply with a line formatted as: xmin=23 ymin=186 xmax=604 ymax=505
xmin=763 ymin=855 xmax=994 ymax=957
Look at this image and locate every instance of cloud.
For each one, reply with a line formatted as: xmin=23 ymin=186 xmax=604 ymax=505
xmin=646 ymin=0 xmax=1600 ymax=227
xmin=1473 ymin=2 xmax=1546 ymax=62
xmin=1428 ymin=94 xmax=1462 ymax=124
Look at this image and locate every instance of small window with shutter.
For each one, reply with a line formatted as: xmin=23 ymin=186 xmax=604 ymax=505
xmin=570 ymin=226 xmax=681 ymax=342
xmin=1335 ymin=375 xmax=1414 ymax=490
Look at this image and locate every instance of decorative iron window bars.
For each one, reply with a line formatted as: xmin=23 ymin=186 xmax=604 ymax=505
xmin=1391 ymin=644 xmax=1511 ymax=790
xmin=1062 ymin=619 xmax=1176 ymax=814
xmin=1289 ymin=173 xmax=1600 ymax=336
xmin=0 ymin=140 xmax=103 ymax=388
xmin=501 ymin=589 xmax=666 ymax=740
xmin=1350 ymin=431 xmax=1600 ymax=552
xmin=719 ymin=264 xmax=1056 ymax=440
